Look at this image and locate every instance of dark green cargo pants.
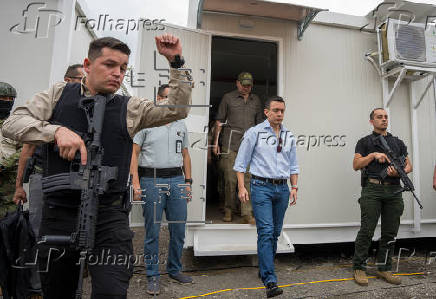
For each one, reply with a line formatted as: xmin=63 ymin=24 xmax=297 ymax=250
xmin=352 ymin=183 xmax=404 ymax=271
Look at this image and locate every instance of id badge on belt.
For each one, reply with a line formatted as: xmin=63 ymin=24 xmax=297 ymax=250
xmin=176 ymin=131 xmax=184 ymax=153
xmin=176 ymin=140 xmax=182 ymax=153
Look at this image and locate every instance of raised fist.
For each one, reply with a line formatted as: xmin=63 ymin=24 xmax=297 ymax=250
xmin=155 ymin=34 xmax=182 ymax=63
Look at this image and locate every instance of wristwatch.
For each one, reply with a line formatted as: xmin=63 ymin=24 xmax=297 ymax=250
xmin=170 ymin=55 xmax=185 ymax=69
xmin=185 ymin=178 xmax=193 ymax=185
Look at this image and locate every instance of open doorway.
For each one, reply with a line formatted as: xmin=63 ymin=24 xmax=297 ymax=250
xmin=206 ymin=35 xmax=278 ymax=223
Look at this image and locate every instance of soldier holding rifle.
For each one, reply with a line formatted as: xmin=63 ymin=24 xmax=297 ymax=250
xmin=2 ymin=34 xmax=191 ymax=299
xmin=352 ymin=108 xmax=412 ymax=286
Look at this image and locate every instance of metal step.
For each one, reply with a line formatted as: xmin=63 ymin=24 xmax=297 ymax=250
xmin=191 ymin=224 xmax=294 ymax=256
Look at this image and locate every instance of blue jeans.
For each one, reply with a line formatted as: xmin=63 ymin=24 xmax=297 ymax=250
xmin=141 ymin=175 xmax=187 ymax=278
xmin=250 ymin=178 xmax=289 ymax=285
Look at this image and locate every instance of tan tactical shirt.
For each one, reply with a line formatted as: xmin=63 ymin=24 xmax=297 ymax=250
xmin=1 ymin=68 xmax=192 ymax=143
xmin=216 ymin=90 xmax=263 ymax=152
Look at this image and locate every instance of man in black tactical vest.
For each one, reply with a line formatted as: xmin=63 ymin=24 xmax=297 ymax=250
xmin=13 ymin=64 xmax=85 ymax=236
xmin=352 ymin=108 xmax=412 ymax=287
xmin=2 ymin=35 xmax=192 ymax=299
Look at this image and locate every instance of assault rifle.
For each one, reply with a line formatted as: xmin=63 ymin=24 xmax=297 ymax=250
xmin=377 ymin=135 xmax=423 ymax=210
xmin=39 ymin=94 xmax=118 ymax=299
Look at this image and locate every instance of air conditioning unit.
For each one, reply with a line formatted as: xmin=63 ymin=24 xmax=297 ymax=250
xmin=383 ymin=19 xmax=436 ymax=68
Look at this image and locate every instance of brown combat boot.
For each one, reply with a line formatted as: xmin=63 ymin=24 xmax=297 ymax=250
xmin=353 ymin=270 xmax=368 ymax=286
xmin=222 ymin=209 xmax=232 ymax=222
xmin=242 ymin=215 xmax=256 ymax=225
xmin=376 ymin=271 xmax=401 ymax=285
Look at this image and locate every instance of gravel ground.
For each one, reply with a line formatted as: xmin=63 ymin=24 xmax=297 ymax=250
xmin=82 ymin=228 xmax=436 ymax=299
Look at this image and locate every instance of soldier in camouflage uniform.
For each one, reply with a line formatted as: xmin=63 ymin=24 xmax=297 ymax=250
xmin=0 ymin=82 xmax=20 ymax=217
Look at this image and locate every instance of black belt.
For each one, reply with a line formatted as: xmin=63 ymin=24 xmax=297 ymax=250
xmin=252 ymin=174 xmax=287 ymax=185
xmin=138 ymin=167 xmax=183 ymax=178
xmin=44 ymin=191 xmax=127 ymax=207
xmin=368 ymin=178 xmax=400 ymax=186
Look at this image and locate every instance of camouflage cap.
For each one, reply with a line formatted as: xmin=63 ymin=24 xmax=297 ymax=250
xmin=237 ymin=72 xmax=253 ymax=86
xmin=0 ymin=82 xmax=17 ymax=98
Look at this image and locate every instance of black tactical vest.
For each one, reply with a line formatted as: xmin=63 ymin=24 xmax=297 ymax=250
xmin=42 ymin=83 xmax=132 ymax=207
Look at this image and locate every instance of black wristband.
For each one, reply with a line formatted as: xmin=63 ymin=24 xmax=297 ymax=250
xmin=170 ymin=55 xmax=185 ymax=69
xmin=185 ymin=178 xmax=193 ymax=185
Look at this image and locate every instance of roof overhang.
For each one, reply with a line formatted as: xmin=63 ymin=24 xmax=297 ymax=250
xmin=197 ymin=0 xmax=328 ymax=40
xmin=366 ymin=0 xmax=436 ymax=25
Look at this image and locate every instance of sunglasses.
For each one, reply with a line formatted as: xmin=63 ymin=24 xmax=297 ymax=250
xmin=277 ymin=137 xmax=282 ymax=153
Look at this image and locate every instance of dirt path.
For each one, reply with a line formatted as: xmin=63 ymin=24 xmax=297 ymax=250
xmin=82 ymin=227 xmax=436 ymax=299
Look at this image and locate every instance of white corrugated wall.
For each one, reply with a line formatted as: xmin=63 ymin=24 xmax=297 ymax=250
xmin=130 ymin=25 xmax=211 ymax=226
xmin=201 ymin=12 xmax=435 ymax=229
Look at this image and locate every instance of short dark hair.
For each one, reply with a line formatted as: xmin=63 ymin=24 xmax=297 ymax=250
xmin=370 ymin=107 xmax=385 ymax=120
xmin=157 ymin=84 xmax=170 ymax=97
xmin=265 ymin=96 xmax=285 ymax=109
xmin=64 ymin=64 xmax=83 ymax=78
xmin=88 ymin=37 xmax=131 ymax=60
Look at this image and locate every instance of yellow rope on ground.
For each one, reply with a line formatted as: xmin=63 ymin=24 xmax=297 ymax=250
xmin=178 ymin=272 xmax=426 ymax=299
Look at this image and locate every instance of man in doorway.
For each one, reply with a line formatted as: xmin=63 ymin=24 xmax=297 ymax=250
xmin=130 ymin=84 xmax=193 ymax=295
xmin=234 ymin=96 xmax=299 ymax=298
xmin=352 ymin=108 xmax=412 ymax=286
xmin=3 ymin=34 xmax=191 ymax=298
xmin=213 ymin=72 xmax=263 ymax=224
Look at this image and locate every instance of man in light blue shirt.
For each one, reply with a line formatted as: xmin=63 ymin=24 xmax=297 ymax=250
xmin=130 ymin=84 xmax=193 ymax=296
xmin=234 ymin=96 xmax=299 ymax=298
